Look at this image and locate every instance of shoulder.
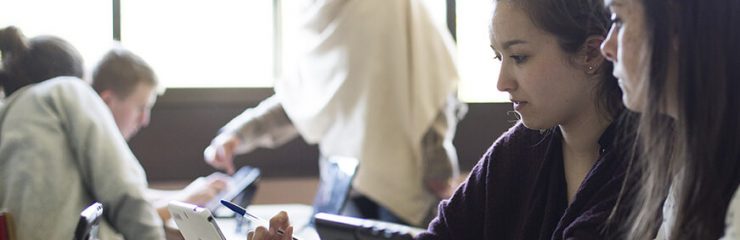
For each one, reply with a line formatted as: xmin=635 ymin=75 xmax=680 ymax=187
xmin=722 ymin=185 xmax=740 ymax=239
xmin=31 ymin=76 xmax=94 ymax=95
xmin=0 ymin=77 xmax=92 ymax=113
xmin=26 ymin=77 xmax=102 ymax=107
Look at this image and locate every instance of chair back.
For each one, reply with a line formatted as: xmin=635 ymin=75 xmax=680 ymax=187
xmin=74 ymin=202 xmax=103 ymax=240
xmin=0 ymin=210 xmax=15 ymax=240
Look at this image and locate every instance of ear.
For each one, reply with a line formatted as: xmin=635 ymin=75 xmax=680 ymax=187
xmin=99 ymin=90 xmax=116 ymax=107
xmin=580 ymin=35 xmax=606 ymax=74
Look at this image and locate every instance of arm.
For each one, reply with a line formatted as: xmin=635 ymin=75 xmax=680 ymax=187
xmin=205 ymin=95 xmax=300 ymax=174
xmin=56 ymin=80 xmax=165 ymax=239
xmin=421 ymin=95 xmax=467 ymax=199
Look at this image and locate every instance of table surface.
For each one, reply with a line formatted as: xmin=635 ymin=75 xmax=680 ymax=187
xmin=215 ymin=204 xmax=320 ymax=240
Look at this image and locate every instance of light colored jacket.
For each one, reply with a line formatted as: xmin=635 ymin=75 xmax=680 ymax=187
xmin=0 ymin=77 xmax=164 ymax=239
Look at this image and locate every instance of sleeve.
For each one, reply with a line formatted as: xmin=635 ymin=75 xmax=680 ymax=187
xmin=53 ymin=81 xmax=165 ymax=240
xmin=721 ymin=186 xmax=740 ymax=240
xmin=420 ymin=95 xmax=467 ymax=183
xmin=218 ymin=95 xmax=300 ymax=154
xmin=415 ymin=147 xmax=492 ymax=240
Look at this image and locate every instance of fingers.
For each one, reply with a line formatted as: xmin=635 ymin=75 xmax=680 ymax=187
xmin=251 ymin=226 xmax=269 ymax=240
xmin=208 ymin=178 xmax=228 ymax=192
xmin=214 ymin=143 xmax=236 ymax=175
xmin=268 ymin=211 xmax=293 ymax=239
xmin=281 ymin=226 xmax=294 ymax=240
xmin=204 ymin=135 xmax=240 ymax=175
xmin=269 ymin=211 xmax=291 ymax=230
xmin=249 ymin=225 xmax=292 ymax=240
xmin=246 ymin=211 xmax=295 ymax=240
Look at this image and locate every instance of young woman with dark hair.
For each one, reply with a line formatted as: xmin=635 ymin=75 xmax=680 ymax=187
xmin=248 ymin=0 xmax=638 ymax=239
xmin=601 ymin=0 xmax=740 ymax=239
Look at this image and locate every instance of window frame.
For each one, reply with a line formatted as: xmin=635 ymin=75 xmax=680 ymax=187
xmin=110 ymin=0 xmax=505 ymax=103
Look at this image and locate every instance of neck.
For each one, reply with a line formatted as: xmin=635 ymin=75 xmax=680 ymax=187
xmin=559 ymin=109 xmax=612 ymax=158
xmin=560 ymin=105 xmax=613 ymax=204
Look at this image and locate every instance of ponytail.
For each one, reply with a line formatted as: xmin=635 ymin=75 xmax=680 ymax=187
xmin=0 ymin=26 xmax=83 ymax=96
xmin=0 ymin=26 xmax=29 ymax=60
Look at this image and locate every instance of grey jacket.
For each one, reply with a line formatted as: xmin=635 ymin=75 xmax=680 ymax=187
xmin=0 ymin=77 xmax=165 ymax=239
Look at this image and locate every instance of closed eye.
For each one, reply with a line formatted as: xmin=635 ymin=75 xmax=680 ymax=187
xmin=510 ymin=55 xmax=528 ymax=64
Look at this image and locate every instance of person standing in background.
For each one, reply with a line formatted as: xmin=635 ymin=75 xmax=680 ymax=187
xmin=204 ymin=0 xmax=464 ymax=227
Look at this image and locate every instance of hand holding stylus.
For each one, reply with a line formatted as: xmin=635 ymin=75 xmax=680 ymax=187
xmin=220 ymin=200 xmax=298 ymax=240
xmin=247 ymin=212 xmax=294 ymax=240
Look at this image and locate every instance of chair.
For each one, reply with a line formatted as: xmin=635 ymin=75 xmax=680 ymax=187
xmin=74 ymin=202 xmax=103 ymax=240
xmin=0 ymin=210 xmax=15 ymax=240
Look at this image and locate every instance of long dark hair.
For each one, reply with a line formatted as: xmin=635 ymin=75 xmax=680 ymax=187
xmin=502 ymin=0 xmax=623 ymax=119
xmin=0 ymin=26 xmax=83 ymax=96
xmin=628 ymin=0 xmax=740 ymax=239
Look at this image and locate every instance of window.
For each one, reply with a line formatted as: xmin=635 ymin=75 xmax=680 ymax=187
xmin=1 ymin=0 xmax=507 ymax=103
xmin=0 ymin=0 xmax=112 ymax=72
xmin=455 ymin=0 xmax=508 ymax=102
xmin=120 ymin=0 xmax=274 ymax=88
xmin=282 ymin=0 xmax=508 ymax=103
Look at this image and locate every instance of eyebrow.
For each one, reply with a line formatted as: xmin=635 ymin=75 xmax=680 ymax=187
xmin=501 ymin=39 xmax=527 ymax=50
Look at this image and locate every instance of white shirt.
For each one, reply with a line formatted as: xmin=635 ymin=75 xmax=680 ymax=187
xmin=274 ymin=0 xmax=459 ymax=225
xmin=721 ymin=186 xmax=740 ymax=239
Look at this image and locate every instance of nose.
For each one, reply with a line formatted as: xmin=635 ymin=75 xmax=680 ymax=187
xmin=601 ymin=26 xmax=618 ymax=62
xmin=496 ymin=63 xmax=517 ymax=93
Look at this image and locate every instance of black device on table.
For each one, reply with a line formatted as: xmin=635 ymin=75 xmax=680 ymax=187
xmin=314 ymin=213 xmax=415 ymax=240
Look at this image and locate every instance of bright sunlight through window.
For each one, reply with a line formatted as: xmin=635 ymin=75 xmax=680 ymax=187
xmin=456 ymin=0 xmax=508 ymax=102
xmin=1 ymin=0 xmax=509 ymax=103
xmin=121 ymin=0 xmax=274 ymax=88
xmin=0 ymin=0 xmax=112 ymax=73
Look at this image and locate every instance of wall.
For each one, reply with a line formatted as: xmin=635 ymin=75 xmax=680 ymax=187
xmin=129 ymin=88 xmax=517 ymax=182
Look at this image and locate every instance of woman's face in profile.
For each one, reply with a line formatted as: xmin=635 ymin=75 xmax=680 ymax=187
xmin=491 ymin=1 xmax=600 ymax=130
xmin=601 ymin=0 xmax=650 ymax=112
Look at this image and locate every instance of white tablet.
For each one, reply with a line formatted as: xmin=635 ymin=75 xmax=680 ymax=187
xmin=168 ymin=201 xmax=226 ymax=240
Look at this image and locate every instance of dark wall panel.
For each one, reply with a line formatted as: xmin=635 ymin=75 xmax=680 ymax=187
xmin=129 ymin=88 xmax=516 ymax=182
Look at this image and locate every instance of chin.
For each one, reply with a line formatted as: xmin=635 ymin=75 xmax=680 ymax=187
xmin=519 ymin=118 xmax=554 ymax=131
xmin=622 ymin=96 xmax=644 ymax=113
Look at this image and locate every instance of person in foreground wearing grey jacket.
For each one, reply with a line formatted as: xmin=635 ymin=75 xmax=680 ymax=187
xmin=0 ymin=26 xmax=165 ymax=239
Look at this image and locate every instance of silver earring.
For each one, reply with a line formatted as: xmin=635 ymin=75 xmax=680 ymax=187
xmin=588 ymin=66 xmax=594 ymax=71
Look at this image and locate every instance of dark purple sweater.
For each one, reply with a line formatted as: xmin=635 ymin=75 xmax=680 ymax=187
xmin=417 ymin=122 xmax=631 ymax=240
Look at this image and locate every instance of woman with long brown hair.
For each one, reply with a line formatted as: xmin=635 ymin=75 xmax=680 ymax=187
xmin=601 ymin=0 xmax=740 ymax=239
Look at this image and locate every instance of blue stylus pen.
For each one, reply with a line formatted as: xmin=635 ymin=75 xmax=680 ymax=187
xmin=220 ymin=199 xmax=300 ymax=240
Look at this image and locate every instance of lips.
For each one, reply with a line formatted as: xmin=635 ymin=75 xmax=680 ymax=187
xmin=511 ymin=99 xmax=528 ymax=111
